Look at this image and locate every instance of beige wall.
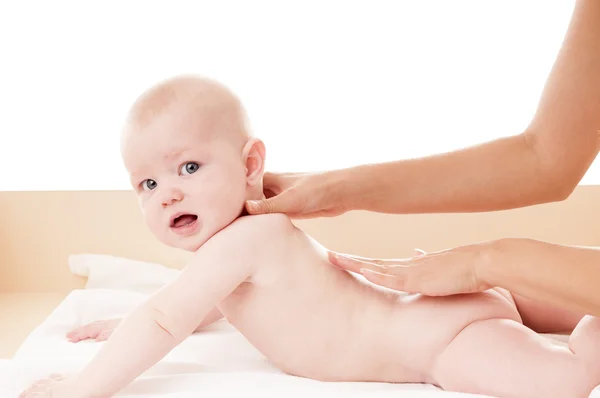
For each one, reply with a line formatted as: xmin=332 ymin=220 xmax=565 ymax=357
xmin=1 ymin=187 xmax=599 ymax=293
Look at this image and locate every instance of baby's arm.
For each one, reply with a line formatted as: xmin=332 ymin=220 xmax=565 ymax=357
xmin=67 ymin=308 xmax=223 ymax=343
xmin=195 ymin=307 xmax=224 ymax=330
xmin=67 ymin=215 xmax=286 ymax=398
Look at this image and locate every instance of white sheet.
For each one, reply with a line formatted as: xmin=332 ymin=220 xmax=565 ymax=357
xmin=7 ymin=253 xmax=600 ymax=397
xmin=12 ymin=288 xmax=486 ymax=397
xmin=0 ymin=358 xmax=25 ymax=397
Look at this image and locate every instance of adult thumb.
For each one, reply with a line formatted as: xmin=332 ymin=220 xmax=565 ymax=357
xmin=245 ymin=196 xmax=281 ymax=215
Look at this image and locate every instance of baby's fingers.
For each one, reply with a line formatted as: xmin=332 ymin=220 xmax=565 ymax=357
xmin=66 ymin=327 xmax=88 ymax=342
xmin=67 ymin=323 xmax=102 ymax=342
xmin=19 ymin=379 xmax=53 ymax=398
xmin=95 ymin=329 xmax=112 ymax=341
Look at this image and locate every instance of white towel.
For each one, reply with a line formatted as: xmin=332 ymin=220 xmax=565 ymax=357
xmin=3 ymin=253 xmax=488 ymax=397
xmin=13 ymin=288 xmax=488 ymax=397
xmin=68 ymin=253 xmax=180 ymax=295
xmin=11 ymin=252 xmax=594 ymax=397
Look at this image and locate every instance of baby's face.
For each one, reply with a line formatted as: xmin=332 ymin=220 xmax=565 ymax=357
xmin=122 ymin=110 xmax=255 ymax=252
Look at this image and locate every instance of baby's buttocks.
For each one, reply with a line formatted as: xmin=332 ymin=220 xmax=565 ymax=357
xmin=377 ymin=288 xmax=522 ymax=376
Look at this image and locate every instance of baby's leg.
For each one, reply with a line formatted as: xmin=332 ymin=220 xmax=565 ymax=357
xmin=432 ymin=315 xmax=600 ymax=398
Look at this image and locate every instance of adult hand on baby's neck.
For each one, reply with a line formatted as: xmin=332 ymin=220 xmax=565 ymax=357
xmin=246 ymin=185 xmax=266 ymax=203
xmin=241 ymin=187 xmax=267 ymax=218
xmin=245 ymin=170 xmax=349 ymax=218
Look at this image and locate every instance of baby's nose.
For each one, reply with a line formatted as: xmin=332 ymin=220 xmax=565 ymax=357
xmin=161 ymin=188 xmax=183 ymax=207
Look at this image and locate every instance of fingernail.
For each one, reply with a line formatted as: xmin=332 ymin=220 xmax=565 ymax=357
xmin=333 ymin=253 xmax=349 ymax=263
xmin=247 ymin=201 xmax=259 ymax=212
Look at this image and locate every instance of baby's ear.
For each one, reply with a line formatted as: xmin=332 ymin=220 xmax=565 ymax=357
xmin=241 ymin=137 xmax=266 ymax=186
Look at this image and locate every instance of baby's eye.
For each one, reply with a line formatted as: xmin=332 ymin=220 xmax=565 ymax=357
xmin=181 ymin=162 xmax=200 ymax=175
xmin=141 ymin=179 xmax=157 ymax=191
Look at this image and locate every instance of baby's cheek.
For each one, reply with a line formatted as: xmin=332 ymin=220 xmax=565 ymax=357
xmin=207 ymin=180 xmax=243 ymax=210
xmin=142 ymin=208 xmax=167 ymax=239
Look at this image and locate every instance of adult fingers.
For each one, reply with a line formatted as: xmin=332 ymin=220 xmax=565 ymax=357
xmin=262 ymin=172 xmax=288 ymax=195
xmin=330 ymin=252 xmax=401 ymax=267
xmin=263 ymin=187 xmax=278 ymax=199
xmin=358 ymin=260 xmax=467 ymax=296
xmin=345 ymin=248 xmax=428 ymax=263
xmin=245 ymin=193 xmax=289 ymax=215
xmin=329 ymin=251 xmax=433 ymax=273
xmin=359 ymin=268 xmax=421 ymax=293
xmin=414 ymin=248 xmax=426 ymax=256
xmin=328 ymin=252 xmax=393 ymax=274
xmin=246 ymin=183 xmax=309 ymax=216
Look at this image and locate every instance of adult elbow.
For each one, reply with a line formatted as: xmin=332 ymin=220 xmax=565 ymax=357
xmin=540 ymin=173 xmax=579 ymax=203
xmin=521 ymin=126 xmax=592 ymax=205
xmin=551 ymin=180 xmax=578 ymax=202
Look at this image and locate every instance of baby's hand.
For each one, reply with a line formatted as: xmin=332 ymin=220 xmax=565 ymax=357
xmin=66 ymin=318 xmax=121 ymax=343
xmin=19 ymin=374 xmax=85 ymax=398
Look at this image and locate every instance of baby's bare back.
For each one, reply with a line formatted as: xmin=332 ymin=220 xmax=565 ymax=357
xmin=217 ymin=227 xmax=522 ymax=384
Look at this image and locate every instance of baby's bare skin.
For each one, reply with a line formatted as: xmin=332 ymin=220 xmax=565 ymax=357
xmin=188 ymin=218 xmax=600 ymax=398
xmin=66 ymin=307 xmax=224 ymax=342
xmin=219 ymin=226 xmax=518 ymax=385
xmin=23 ymin=75 xmax=600 ymax=398
xmin=68 ymin=216 xmax=599 ymax=397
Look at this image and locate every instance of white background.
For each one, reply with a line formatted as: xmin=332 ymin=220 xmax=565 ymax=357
xmin=1 ymin=0 xmax=592 ymax=191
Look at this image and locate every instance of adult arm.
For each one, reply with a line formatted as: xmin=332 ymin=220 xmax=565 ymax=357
xmin=330 ymin=238 xmax=600 ymax=317
xmin=481 ymin=239 xmax=600 ymax=317
xmin=247 ymin=0 xmax=600 ymax=217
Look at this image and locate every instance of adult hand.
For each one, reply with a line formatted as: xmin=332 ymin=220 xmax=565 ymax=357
xmin=329 ymin=243 xmax=496 ymax=296
xmin=245 ymin=171 xmax=348 ymax=218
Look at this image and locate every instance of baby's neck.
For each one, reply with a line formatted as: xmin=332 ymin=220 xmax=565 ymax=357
xmin=239 ymin=189 xmax=266 ymax=219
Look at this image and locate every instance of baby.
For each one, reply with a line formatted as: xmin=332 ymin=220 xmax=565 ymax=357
xmin=21 ymin=75 xmax=600 ymax=398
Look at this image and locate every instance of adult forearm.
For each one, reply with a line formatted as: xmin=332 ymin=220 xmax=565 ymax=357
xmin=482 ymin=238 xmax=600 ymax=317
xmin=337 ymin=0 xmax=600 ymax=216
xmin=340 ymin=133 xmax=566 ymax=214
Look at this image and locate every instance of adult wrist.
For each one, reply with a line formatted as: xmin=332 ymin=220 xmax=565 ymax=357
xmin=331 ymin=164 xmax=377 ymax=213
xmin=475 ymin=238 xmax=515 ymax=289
xmin=325 ymin=166 xmax=364 ymax=213
xmin=477 ymin=237 xmax=537 ymax=289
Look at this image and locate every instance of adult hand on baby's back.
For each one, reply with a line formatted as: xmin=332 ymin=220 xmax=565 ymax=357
xmin=329 ymin=243 xmax=495 ymax=296
xmin=245 ymin=171 xmax=348 ymax=219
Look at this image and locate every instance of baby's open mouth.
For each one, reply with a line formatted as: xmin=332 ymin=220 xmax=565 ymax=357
xmin=170 ymin=214 xmax=198 ymax=228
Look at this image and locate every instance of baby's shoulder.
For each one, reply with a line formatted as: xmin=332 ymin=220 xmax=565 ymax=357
xmin=236 ymin=212 xmax=294 ymax=231
xmin=232 ymin=213 xmax=294 ymax=233
xmin=221 ymin=213 xmax=295 ymax=244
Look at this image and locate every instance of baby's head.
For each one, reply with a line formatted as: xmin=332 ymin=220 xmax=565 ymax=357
xmin=121 ymin=75 xmax=266 ymax=252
